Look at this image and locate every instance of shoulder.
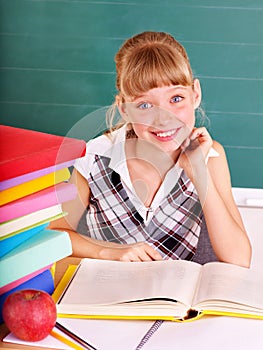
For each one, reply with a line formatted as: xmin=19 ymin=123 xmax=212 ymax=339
xmin=74 ymin=127 xmax=123 ymax=179
xmin=85 ymin=126 xmax=125 ymax=154
xmin=85 ymin=133 xmax=113 ymax=155
xmin=74 ymin=134 xmax=112 ymax=179
xmin=207 ymin=140 xmax=227 ymax=164
xmin=208 ymin=140 xmax=232 ymax=187
xmin=209 ymin=140 xmax=228 ymax=167
xmin=211 ymin=140 xmax=226 ymax=156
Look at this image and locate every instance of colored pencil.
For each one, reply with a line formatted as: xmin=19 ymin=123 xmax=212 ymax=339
xmin=55 ymin=321 xmax=97 ymax=350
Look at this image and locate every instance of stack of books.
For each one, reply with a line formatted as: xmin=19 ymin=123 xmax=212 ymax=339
xmin=0 ymin=125 xmax=86 ymax=322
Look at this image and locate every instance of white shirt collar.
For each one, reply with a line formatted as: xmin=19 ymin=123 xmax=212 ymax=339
xmin=107 ymin=123 xmax=219 ymax=175
xmin=108 ymin=124 xmax=129 ymax=178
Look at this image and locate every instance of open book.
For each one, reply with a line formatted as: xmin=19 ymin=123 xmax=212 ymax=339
xmin=56 ymin=258 xmax=263 ymax=322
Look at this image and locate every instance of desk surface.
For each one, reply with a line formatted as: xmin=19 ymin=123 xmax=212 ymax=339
xmin=2 ymin=203 xmax=263 ymax=349
xmin=1 ymin=256 xmax=263 ymax=350
xmin=0 ymin=257 xmax=81 ymax=350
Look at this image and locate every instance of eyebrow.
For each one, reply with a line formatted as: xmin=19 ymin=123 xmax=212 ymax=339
xmin=165 ymin=85 xmax=189 ymax=92
xmin=132 ymin=86 xmax=189 ymax=100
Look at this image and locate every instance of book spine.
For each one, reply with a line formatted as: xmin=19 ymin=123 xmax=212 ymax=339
xmin=0 ymin=168 xmax=70 ymax=206
xmin=0 ymin=204 xmax=63 ymax=238
xmin=0 ymin=125 xmax=86 ymax=182
xmin=0 ymin=265 xmax=53 ymax=295
xmin=0 ymin=229 xmax=72 ymax=288
xmin=0 ymin=182 xmax=77 ymax=223
xmin=0 ymin=223 xmax=48 ymax=258
xmin=0 ymin=159 xmax=75 ymax=191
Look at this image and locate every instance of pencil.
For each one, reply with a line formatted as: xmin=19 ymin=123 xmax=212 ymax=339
xmin=54 ymin=321 xmax=98 ymax=350
xmin=51 ymin=330 xmax=84 ymax=350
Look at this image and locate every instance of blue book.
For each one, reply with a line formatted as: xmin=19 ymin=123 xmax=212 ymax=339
xmin=0 ymin=223 xmax=48 ymax=258
xmin=0 ymin=229 xmax=72 ymax=289
xmin=0 ymin=269 xmax=54 ymax=323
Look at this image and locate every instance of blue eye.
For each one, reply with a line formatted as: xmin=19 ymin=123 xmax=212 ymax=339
xmin=171 ymin=96 xmax=183 ymax=103
xmin=137 ymin=102 xmax=152 ymax=109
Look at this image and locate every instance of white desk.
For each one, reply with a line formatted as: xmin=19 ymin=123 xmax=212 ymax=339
xmin=1 ymin=188 xmax=263 ymax=350
xmin=125 ymin=183 xmax=263 ymax=350
xmin=3 ymin=316 xmax=263 ymax=350
xmin=233 ymin=187 xmax=263 ymax=269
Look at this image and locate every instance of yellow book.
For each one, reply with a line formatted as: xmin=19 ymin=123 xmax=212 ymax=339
xmin=52 ymin=264 xmax=78 ymax=303
xmin=55 ymin=258 xmax=263 ymax=322
xmin=0 ymin=168 xmax=70 ymax=205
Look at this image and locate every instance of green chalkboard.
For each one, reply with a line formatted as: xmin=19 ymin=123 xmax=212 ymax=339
xmin=0 ymin=0 xmax=262 ymax=188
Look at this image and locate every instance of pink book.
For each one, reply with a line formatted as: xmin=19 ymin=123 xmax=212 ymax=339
xmin=0 ymin=265 xmax=53 ymax=295
xmin=0 ymin=159 xmax=75 ymax=191
xmin=0 ymin=182 xmax=77 ymax=223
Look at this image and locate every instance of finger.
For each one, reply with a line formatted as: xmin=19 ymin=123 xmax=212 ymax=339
xmin=130 ymin=257 xmax=143 ymax=262
xmin=130 ymin=246 xmax=155 ymax=262
xmin=189 ymin=127 xmax=204 ymax=139
xmin=144 ymin=245 xmax=163 ymax=261
xmin=120 ymin=255 xmax=140 ymax=262
xmin=180 ymin=137 xmax=190 ymax=151
xmin=119 ymin=249 xmax=145 ymax=262
xmin=137 ymin=251 xmax=155 ymax=262
xmin=190 ymin=127 xmax=209 ymax=141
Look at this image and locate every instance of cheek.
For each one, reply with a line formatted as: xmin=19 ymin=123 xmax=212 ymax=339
xmin=126 ymin=108 xmax=154 ymax=125
xmin=174 ymin=106 xmax=195 ymax=128
xmin=132 ymin=123 xmax=148 ymax=137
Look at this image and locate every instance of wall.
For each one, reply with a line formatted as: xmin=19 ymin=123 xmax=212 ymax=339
xmin=0 ymin=0 xmax=262 ymax=188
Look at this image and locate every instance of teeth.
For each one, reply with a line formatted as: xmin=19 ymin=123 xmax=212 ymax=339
xmin=156 ymin=129 xmax=176 ymax=138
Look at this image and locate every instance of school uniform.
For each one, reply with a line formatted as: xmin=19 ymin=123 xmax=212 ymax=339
xmin=75 ymin=124 xmax=218 ymax=260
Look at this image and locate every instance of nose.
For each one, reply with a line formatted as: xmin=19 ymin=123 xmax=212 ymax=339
xmin=152 ymin=106 xmax=173 ymax=126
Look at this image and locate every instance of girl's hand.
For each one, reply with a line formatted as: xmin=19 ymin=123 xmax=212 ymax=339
xmin=98 ymin=241 xmax=163 ymax=262
xmin=179 ymin=127 xmax=213 ymax=180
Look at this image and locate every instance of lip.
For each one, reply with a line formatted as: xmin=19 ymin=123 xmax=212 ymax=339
xmin=151 ymin=127 xmax=182 ymax=141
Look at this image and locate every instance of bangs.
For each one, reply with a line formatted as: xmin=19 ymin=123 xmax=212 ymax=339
xmin=120 ymin=45 xmax=193 ymax=99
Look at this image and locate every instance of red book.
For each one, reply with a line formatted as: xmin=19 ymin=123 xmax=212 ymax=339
xmin=0 ymin=125 xmax=86 ymax=182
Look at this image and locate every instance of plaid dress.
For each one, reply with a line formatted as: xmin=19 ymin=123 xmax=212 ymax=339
xmin=85 ymin=154 xmax=203 ymax=261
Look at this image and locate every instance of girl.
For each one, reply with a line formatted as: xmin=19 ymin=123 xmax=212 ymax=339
xmin=50 ymin=31 xmax=251 ymax=267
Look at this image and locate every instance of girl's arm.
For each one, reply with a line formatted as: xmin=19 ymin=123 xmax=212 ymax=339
xmin=49 ymin=169 xmax=162 ymax=261
xmin=180 ymin=128 xmax=251 ymax=267
xmin=202 ymin=141 xmax=251 ymax=267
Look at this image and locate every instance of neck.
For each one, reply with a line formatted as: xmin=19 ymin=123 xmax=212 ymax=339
xmin=126 ymin=138 xmax=180 ymax=176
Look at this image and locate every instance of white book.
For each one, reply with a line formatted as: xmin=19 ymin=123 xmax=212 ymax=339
xmin=0 ymin=204 xmax=64 ymax=238
xmin=56 ymin=258 xmax=263 ymax=322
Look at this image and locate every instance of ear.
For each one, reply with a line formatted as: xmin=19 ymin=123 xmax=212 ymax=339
xmin=193 ymin=79 xmax=202 ymax=109
xmin=116 ymin=95 xmax=129 ymax=121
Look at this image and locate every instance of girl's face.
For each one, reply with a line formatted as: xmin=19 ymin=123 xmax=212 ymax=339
xmin=119 ymin=80 xmax=201 ymax=158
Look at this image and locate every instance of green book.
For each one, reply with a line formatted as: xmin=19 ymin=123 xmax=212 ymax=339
xmin=0 ymin=229 xmax=72 ymax=289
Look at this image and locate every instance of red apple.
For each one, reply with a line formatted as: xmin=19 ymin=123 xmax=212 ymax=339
xmin=2 ymin=289 xmax=57 ymax=341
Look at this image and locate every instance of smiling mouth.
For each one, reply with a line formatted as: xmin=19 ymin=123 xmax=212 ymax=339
xmin=153 ymin=128 xmax=180 ymax=138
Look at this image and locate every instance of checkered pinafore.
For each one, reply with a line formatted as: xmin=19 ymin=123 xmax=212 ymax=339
xmin=85 ymin=154 xmax=203 ymax=260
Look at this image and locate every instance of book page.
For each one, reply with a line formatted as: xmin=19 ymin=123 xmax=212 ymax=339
xmin=4 ymin=318 xmax=160 ymax=350
xmin=58 ymin=258 xmax=201 ymax=308
xmin=193 ymin=262 xmax=263 ymax=310
xmin=57 ymin=318 xmax=160 ymax=350
xmin=142 ymin=316 xmax=263 ymax=350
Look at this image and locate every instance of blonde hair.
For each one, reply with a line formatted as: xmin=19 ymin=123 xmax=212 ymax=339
xmin=106 ymin=31 xmax=195 ymax=132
